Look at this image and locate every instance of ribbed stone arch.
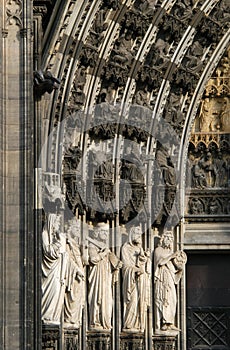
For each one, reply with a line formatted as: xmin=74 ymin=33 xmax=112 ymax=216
xmin=39 ymin=0 xmax=230 ymax=214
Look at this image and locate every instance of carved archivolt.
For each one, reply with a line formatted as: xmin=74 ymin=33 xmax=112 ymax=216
xmin=37 ymin=0 xmax=230 ymax=172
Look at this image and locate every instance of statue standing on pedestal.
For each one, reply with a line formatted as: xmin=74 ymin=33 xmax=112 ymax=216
xmin=121 ymin=226 xmax=151 ymax=332
xmin=64 ymin=219 xmax=85 ymax=329
xmin=154 ymin=231 xmax=187 ymax=332
xmin=88 ymin=223 xmax=122 ymax=330
xmin=42 ymin=213 xmax=67 ymax=325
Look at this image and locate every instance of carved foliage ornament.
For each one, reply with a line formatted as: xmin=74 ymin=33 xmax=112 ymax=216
xmin=6 ymin=0 xmax=22 ymax=27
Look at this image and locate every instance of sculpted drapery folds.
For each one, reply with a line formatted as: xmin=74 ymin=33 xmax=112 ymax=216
xmin=154 ymin=231 xmax=187 ymax=333
xmin=42 ymin=213 xmax=67 ymax=325
xmin=64 ymin=220 xmax=85 ymax=329
xmin=88 ymin=223 xmax=122 ymax=330
xmin=121 ymin=226 xmax=151 ymax=333
xmin=42 ymin=214 xmax=85 ymax=328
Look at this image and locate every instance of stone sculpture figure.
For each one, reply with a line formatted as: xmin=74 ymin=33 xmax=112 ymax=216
xmin=156 ymin=145 xmax=175 ymax=186
xmin=134 ymin=0 xmax=156 ymax=16
xmin=43 ymin=180 xmax=65 ymax=212
xmin=64 ymin=219 xmax=85 ymax=329
xmin=121 ymin=142 xmax=144 ymax=184
xmin=199 ymin=152 xmax=217 ymax=187
xmin=189 ymin=197 xmax=204 ymax=214
xmin=42 ymin=213 xmax=67 ymax=325
xmin=113 ymin=32 xmax=133 ymax=66
xmin=34 ymin=70 xmax=60 ymax=97
xmin=154 ymin=231 xmax=187 ymax=332
xmin=220 ymin=98 xmax=230 ymax=132
xmin=214 ymin=152 xmax=228 ymax=187
xmin=121 ymin=226 xmax=151 ymax=332
xmin=199 ymin=98 xmax=220 ymax=132
xmin=191 ymin=157 xmax=207 ymax=188
xmin=88 ymin=223 xmax=122 ymax=330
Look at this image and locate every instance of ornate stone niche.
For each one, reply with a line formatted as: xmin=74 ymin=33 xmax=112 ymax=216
xmin=42 ymin=326 xmax=60 ymax=350
xmin=120 ymin=333 xmax=145 ymax=350
xmin=153 ymin=335 xmax=177 ymax=350
xmin=87 ymin=332 xmax=111 ymax=350
xmin=64 ymin=329 xmax=79 ymax=350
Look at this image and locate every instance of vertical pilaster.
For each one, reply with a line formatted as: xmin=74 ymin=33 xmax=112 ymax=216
xmin=0 ymin=0 xmax=33 ymax=349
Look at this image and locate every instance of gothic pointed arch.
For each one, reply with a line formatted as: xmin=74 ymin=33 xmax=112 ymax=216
xmin=34 ymin=1 xmax=230 ymax=349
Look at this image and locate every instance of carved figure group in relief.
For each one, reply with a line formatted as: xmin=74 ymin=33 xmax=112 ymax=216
xmin=88 ymin=223 xmax=122 ymax=330
xmin=189 ymin=151 xmax=228 ymax=189
xmin=154 ymin=231 xmax=187 ymax=332
xmin=121 ymin=226 xmax=150 ymax=332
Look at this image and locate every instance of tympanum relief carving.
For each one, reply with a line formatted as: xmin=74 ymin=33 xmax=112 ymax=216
xmin=186 ymin=46 xmax=230 ymax=218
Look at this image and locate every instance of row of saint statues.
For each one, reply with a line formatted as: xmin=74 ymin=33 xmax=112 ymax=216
xmin=42 ymin=215 xmax=187 ymax=333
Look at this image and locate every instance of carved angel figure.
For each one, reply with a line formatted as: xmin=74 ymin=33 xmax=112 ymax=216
xmin=154 ymin=231 xmax=187 ymax=332
xmin=64 ymin=219 xmax=85 ymax=329
xmin=42 ymin=214 xmax=67 ymax=325
xmin=88 ymin=223 xmax=122 ymax=330
xmin=121 ymin=226 xmax=151 ymax=332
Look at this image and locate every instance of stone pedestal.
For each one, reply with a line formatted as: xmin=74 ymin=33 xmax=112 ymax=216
xmin=153 ymin=335 xmax=177 ymax=350
xmin=87 ymin=331 xmax=111 ymax=350
xmin=42 ymin=325 xmax=61 ymax=350
xmin=64 ymin=329 xmax=79 ymax=350
xmin=120 ymin=332 xmax=145 ymax=350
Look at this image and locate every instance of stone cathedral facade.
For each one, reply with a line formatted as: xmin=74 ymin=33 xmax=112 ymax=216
xmin=0 ymin=1 xmax=230 ymax=350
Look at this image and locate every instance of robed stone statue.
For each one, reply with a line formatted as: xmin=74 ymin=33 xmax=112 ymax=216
xmin=64 ymin=219 xmax=85 ymax=328
xmin=88 ymin=223 xmax=122 ymax=330
xmin=154 ymin=231 xmax=187 ymax=332
xmin=42 ymin=213 xmax=67 ymax=325
xmin=121 ymin=226 xmax=151 ymax=332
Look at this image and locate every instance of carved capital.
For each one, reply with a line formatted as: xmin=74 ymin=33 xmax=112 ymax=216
xmin=20 ymin=28 xmax=27 ymax=37
xmin=2 ymin=28 xmax=9 ymax=38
